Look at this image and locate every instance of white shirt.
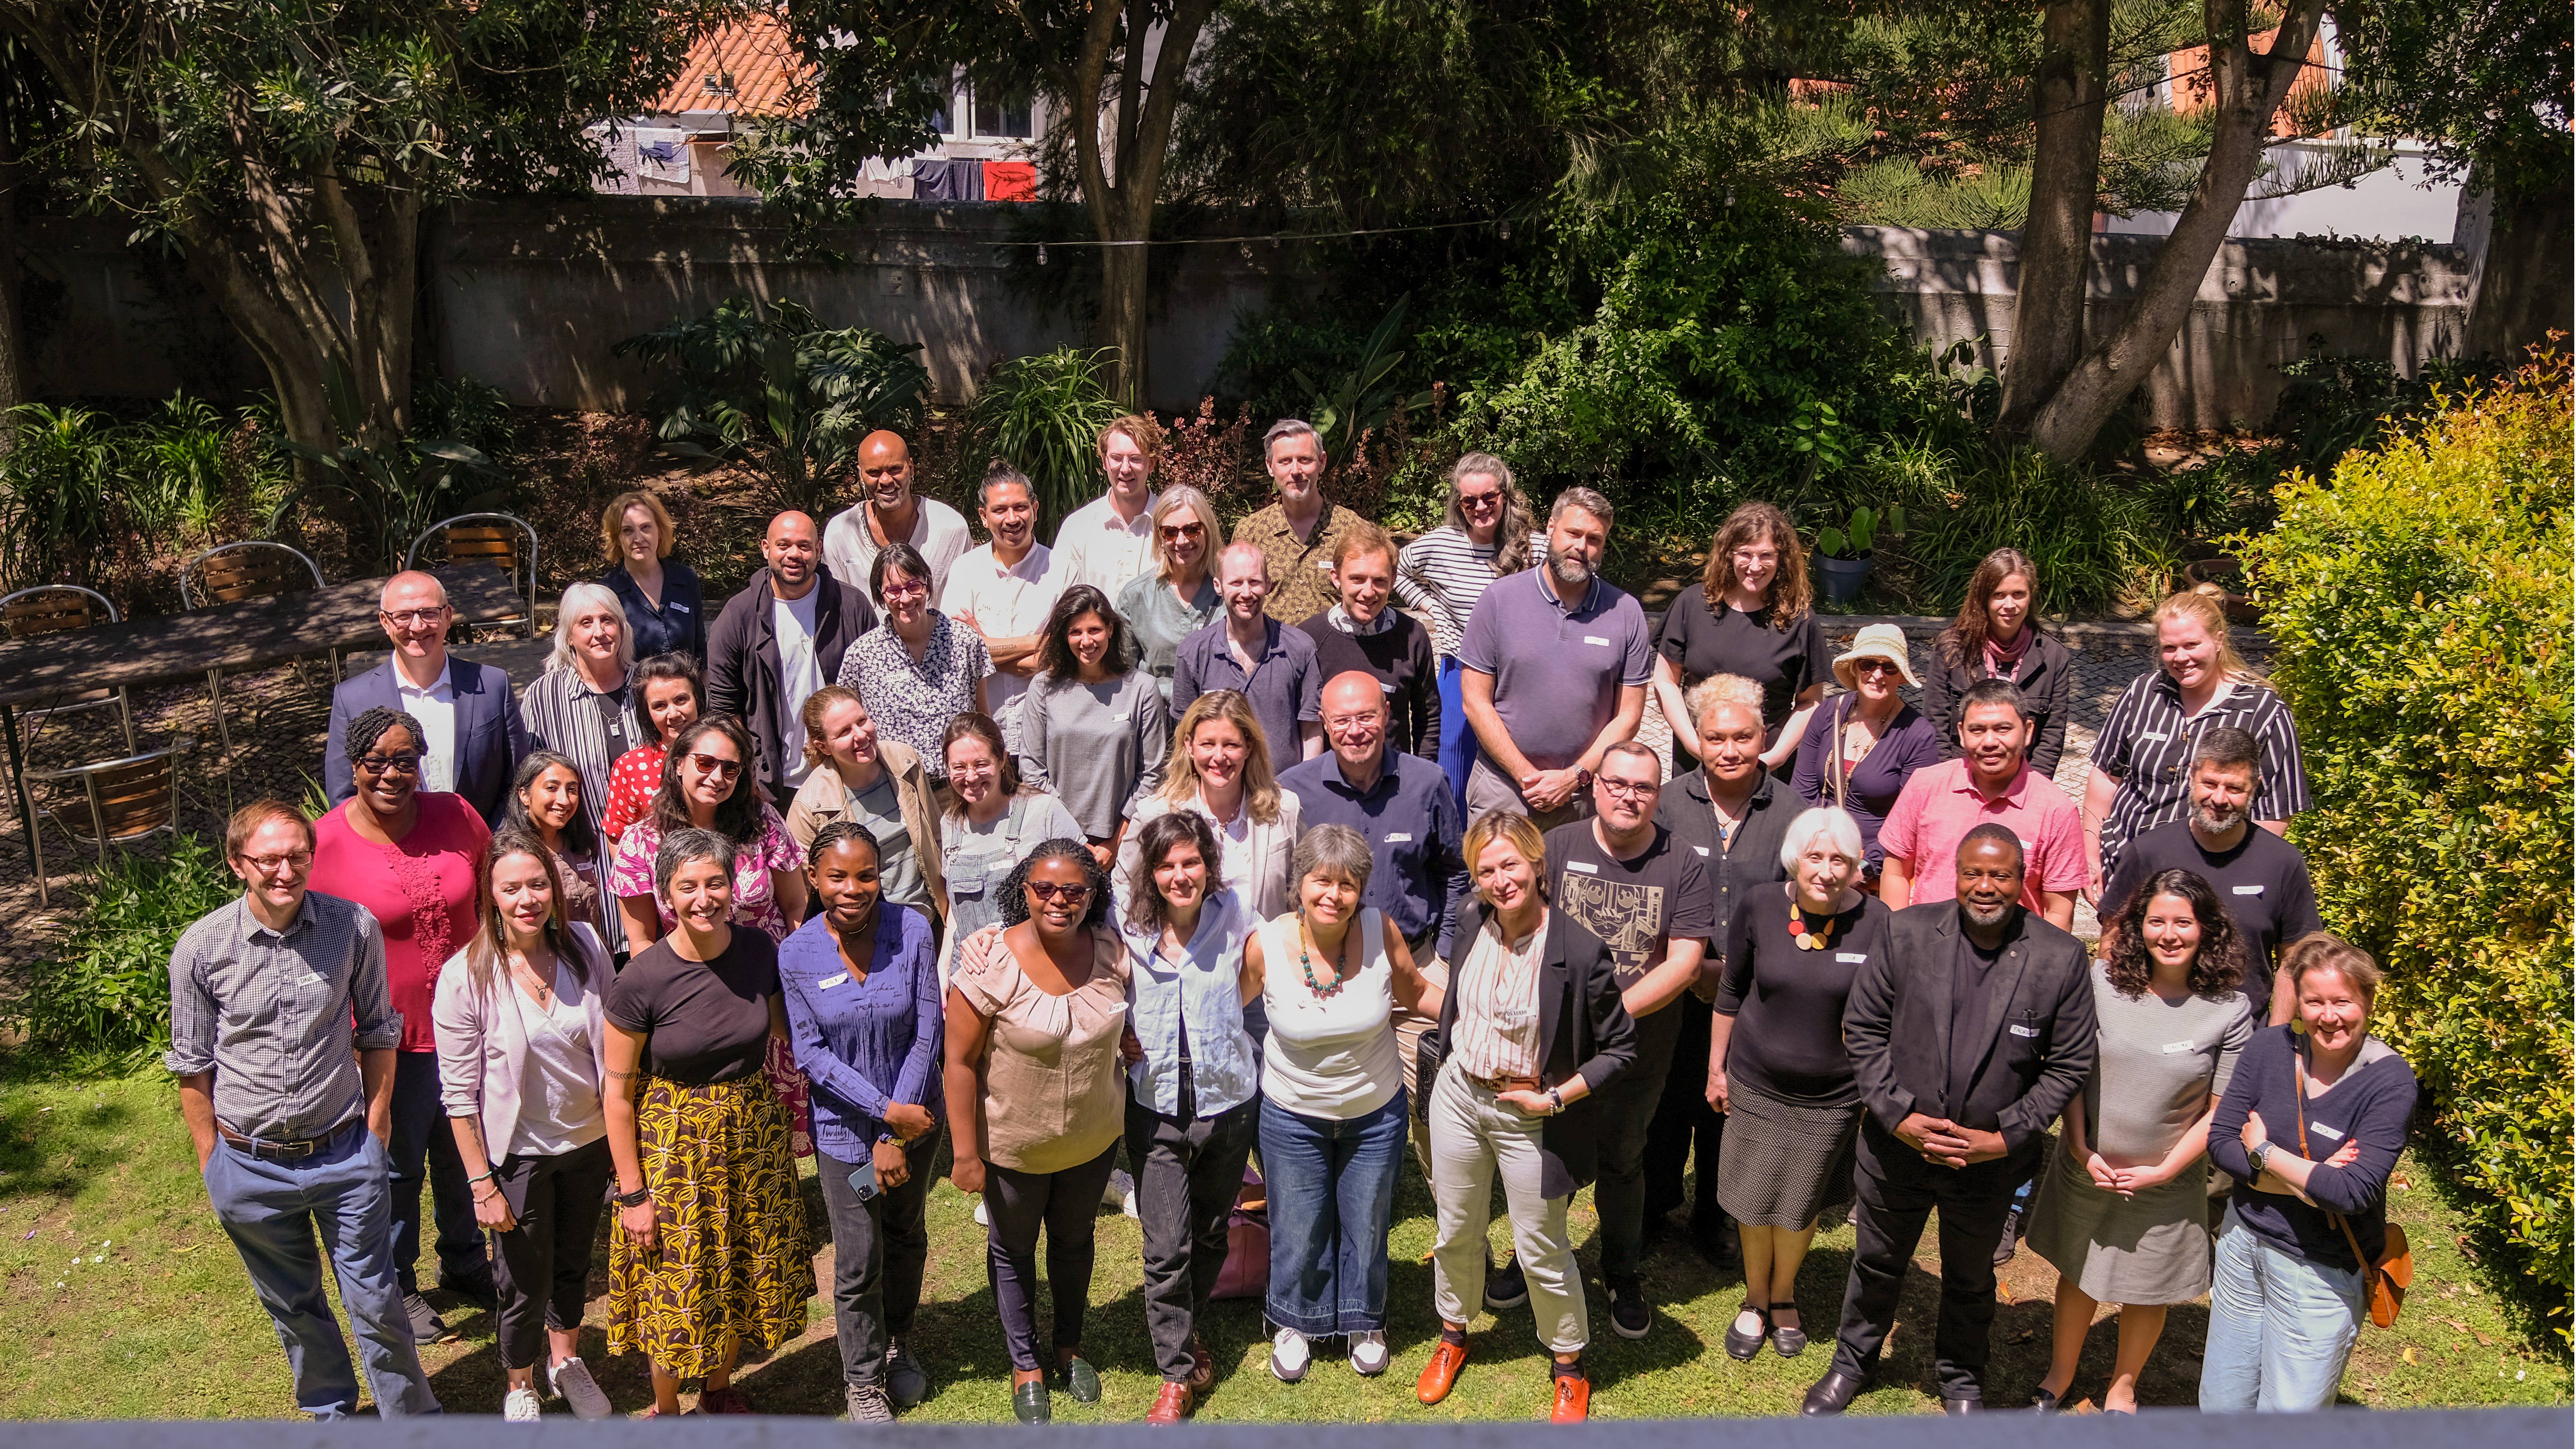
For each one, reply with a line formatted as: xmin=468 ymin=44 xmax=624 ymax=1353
xmin=1257 ymin=909 xmax=1402 ymax=1120
xmin=938 ymin=540 xmax=1061 ymax=733
xmin=510 ymin=977 xmax=607 ymax=1158
xmin=1044 ymin=490 xmax=1160 ymax=599
xmin=773 ymin=588 xmax=825 ymax=788
xmin=823 ymin=496 xmax=974 ymax=598
xmin=393 ymin=658 xmax=459 ymax=795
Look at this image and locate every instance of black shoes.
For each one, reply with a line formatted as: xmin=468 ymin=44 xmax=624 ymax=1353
xmin=1483 ymin=1254 xmax=1529 ymax=1310
xmin=402 ymin=1291 xmax=454 ymax=1346
xmin=1605 ymin=1276 xmax=1651 ymax=1340
xmin=1724 ymin=1303 xmax=1771 ymax=1361
xmin=1993 ymin=1205 xmax=2025 ymax=1266
xmin=1943 ymin=1396 xmax=1985 ymax=1416
xmin=1801 ymin=1370 xmax=1870 ymax=1416
xmin=1768 ymin=1302 xmax=1809 ymax=1358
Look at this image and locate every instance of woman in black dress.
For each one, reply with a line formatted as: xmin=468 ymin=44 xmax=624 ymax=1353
xmin=1919 ymin=547 xmax=2074 ymax=777
xmin=1650 ymin=501 xmax=1831 ymax=774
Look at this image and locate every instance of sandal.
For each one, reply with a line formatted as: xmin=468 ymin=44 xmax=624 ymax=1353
xmin=1724 ymin=1302 xmax=1771 ymax=1361
xmin=1769 ymin=1301 xmax=1809 ymax=1358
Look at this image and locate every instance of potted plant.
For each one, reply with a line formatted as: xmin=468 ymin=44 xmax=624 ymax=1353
xmin=1812 ymin=504 xmax=1906 ymax=603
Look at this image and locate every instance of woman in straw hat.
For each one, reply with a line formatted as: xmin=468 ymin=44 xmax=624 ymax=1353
xmin=1790 ymin=624 xmax=1940 ymax=888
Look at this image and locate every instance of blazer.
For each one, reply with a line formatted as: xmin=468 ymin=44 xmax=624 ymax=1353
xmin=326 ymin=653 xmax=529 ymax=825
xmin=1844 ymin=902 xmax=2097 ymax=1156
xmin=783 ymin=738 xmax=951 ymax=920
xmin=1434 ymin=901 xmax=1639 ymax=1198
xmin=1920 ymin=629 xmax=2076 ymax=779
xmin=431 ymin=923 xmax=611 ymax=1163
xmin=706 ymin=570 xmax=880 ymax=799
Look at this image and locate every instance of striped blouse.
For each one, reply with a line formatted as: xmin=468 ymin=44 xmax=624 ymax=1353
xmin=1449 ymin=909 xmax=1548 ymax=1082
xmin=518 ymin=666 xmax=640 ymax=847
xmin=1395 ymin=527 xmax=1550 ymax=659
xmin=2093 ymin=671 xmax=2312 ymax=876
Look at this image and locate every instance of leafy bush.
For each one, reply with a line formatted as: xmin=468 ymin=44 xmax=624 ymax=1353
xmin=1866 ymin=439 xmax=2165 ymax=615
xmin=966 ymin=347 xmax=1127 ymax=536
xmin=8 ymin=834 xmax=241 ymax=1078
xmin=2268 ymin=340 xmax=2493 ymax=476
xmin=2238 ymin=351 xmax=2573 ymax=1338
xmin=0 ymin=396 xmax=289 ymax=608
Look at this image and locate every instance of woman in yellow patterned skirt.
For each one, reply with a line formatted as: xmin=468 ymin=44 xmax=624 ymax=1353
xmin=603 ymin=826 xmax=816 ymax=1417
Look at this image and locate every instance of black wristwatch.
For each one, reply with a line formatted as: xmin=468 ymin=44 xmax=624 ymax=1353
xmin=2247 ymin=1141 xmax=2272 ymax=1173
xmin=614 ymin=1185 xmax=653 ymax=1208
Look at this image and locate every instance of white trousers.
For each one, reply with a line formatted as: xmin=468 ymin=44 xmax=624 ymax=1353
xmin=1427 ymin=1059 xmax=1588 ymax=1353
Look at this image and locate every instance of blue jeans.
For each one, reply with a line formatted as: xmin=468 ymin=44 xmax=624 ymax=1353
xmin=1435 ymin=655 xmax=1476 ymax=815
xmin=204 ymin=1119 xmax=442 ymax=1419
xmin=2199 ymin=1206 xmax=2366 ymax=1411
xmin=1260 ymin=1088 xmax=1407 ymax=1336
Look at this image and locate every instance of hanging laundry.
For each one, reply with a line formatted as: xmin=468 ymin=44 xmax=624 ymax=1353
xmin=912 ymin=157 xmax=960 ymax=201
xmin=984 ymin=161 xmax=1037 ymax=201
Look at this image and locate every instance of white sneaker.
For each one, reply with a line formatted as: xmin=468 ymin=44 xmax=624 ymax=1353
xmin=546 ymin=1356 xmax=615 ymax=1421
xmin=1270 ymin=1325 xmax=1310 ymax=1383
xmin=1106 ymin=1167 xmax=1138 ymax=1218
xmin=974 ymin=1199 xmax=990 ymax=1227
xmin=1348 ymin=1329 xmax=1389 ymax=1376
xmin=503 ymin=1387 xmax=543 ymax=1422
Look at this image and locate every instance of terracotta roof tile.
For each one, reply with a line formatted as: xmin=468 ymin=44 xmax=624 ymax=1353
xmin=651 ymin=13 xmax=808 ymax=117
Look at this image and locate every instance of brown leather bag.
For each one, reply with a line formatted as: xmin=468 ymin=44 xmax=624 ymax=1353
xmin=2296 ymin=1063 xmax=2412 ymax=1327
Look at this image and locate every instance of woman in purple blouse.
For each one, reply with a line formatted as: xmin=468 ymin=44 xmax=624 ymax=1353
xmin=1792 ymin=624 xmax=1942 ymax=887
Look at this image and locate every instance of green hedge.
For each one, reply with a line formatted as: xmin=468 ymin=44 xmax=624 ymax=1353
xmin=2241 ymin=354 xmax=2573 ymax=1335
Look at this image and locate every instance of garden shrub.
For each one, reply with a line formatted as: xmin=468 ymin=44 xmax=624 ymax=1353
xmin=8 ymin=834 xmax=241 ymax=1078
xmin=2238 ymin=351 xmax=2573 ymax=1337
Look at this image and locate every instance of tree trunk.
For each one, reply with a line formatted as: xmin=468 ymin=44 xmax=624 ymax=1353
xmin=1994 ymin=0 xmax=2109 ymax=441
xmin=1099 ymin=242 xmax=1151 ymax=405
xmin=0 ymin=119 xmax=24 ymax=446
xmin=2025 ymin=0 xmax=2329 ymax=463
xmin=2464 ymin=182 xmax=2573 ymax=364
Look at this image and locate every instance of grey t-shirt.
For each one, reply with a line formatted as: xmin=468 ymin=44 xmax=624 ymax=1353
xmin=844 ymin=770 xmax=930 ymax=911
xmin=2082 ymin=962 xmax=2255 ymax=1161
xmin=1457 ymin=567 xmax=1655 ymax=771
xmin=1017 ymin=669 xmax=1170 ymax=840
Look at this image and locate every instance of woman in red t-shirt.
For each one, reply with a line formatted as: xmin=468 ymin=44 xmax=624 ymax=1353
xmin=600 ymin=653 xmax=703 ymax=845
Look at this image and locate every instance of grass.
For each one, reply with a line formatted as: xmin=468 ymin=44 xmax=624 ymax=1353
xmin=0 ymin=1071 xmax=2563 ymax=1420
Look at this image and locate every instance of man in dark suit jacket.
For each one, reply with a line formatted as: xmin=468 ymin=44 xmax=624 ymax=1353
xmin=706 ymin=510 xmax=880 ymax=805
xmin=325 ymin=571 xmax=529 ymax=824
xmin=1803 ymin=822 xmax=2098 ymax=1416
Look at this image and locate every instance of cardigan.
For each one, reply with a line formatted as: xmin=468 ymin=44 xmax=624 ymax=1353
xmin=1920 ymin=627 xmax=2076 ymax=779
xmin=783 ymin=738 xmax=950 ymax=919
xmin=432 ymin=923 xmax=612 ymax=1164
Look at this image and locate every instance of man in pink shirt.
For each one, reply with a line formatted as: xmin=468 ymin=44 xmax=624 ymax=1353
xmin=1879 ymin=679 xmax=2082 ymax=928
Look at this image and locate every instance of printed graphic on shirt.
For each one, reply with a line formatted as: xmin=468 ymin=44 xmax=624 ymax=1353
xmin=1555 ymin=870 xmax=1667 ymax=984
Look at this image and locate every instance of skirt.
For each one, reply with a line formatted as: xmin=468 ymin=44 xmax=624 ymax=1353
xmin=2026 ymin=1141 xmax=2213 ymax=1304
xmin=1715 ymin=1077 xmax=1862 ymax=1230
xmin=607 ymin=1073 xmax=816 ymax=1376
xmin=764 ymin=1035 xmax=814 ymax=1158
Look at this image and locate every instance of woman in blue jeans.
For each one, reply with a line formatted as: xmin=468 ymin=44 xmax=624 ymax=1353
xmin=2201 ymin=933 xmax=2417 ymax=1411
xmin=1246 ymin=824 xmax=1442 ymax=1383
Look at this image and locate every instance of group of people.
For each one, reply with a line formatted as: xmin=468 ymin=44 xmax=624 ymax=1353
xmin=171 ymin=415 xmax=2413 ymax=1425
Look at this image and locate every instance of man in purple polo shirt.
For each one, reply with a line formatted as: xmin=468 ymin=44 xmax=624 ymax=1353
xmin=1457 ymin=487 xmax=1654 ymax=831
xmin=1878 ymin=678 xmax=2083 ymax=929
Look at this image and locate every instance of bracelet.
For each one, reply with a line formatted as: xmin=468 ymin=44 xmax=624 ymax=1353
xmin=467 ymin=1170 xmax=496 ymax=1185
xmin=1547 ymin=1086 xmax=1565 ymax=1114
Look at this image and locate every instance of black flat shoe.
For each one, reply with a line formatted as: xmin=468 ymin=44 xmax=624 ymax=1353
xmin=1943 ymin=1396 xmax=1984 ymax=1416
xmin=1768 ymin=1302 xmax=1808 ymax=1357
xmin=1724 ymin=1303 xmax=1770 ymax=1361
xmin=1801 ymin=1370 xmax=1869 ymax=1416
xmin=2031 ymin=1387 xmax=2061 ymax=1414
xmin=1054 ymin=1355 xmax=1101 ymax=1404
xmin=1012 ymin=1381 xmax=1051 ymax=1425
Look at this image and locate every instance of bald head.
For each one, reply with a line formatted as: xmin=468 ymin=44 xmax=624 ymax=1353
xmin=378 ymin=570 xmax=452 ymax=667
xmin=763 ymin=511 xmax=822 ymax=595
xmin=1320 ymin=670 xmax=1388 ymax=775
xmin=380 ymin=570 xmax=447 ymax=611
xmin=858 ymin=430 xmax=914 ymax=509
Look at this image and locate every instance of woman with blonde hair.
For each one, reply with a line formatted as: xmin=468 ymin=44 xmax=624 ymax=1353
xmin=1118 ymin=689 xmax=1305 ymax=919
xmin=1651 ymin=501 xmax=1832 ymax=773
xmin=1115 ymin=486 xmax=1225 ymax=707
xmin=2082 ymin=590 xmax=2311 ymax=896
xmin=784 ymin=685 xmax=948 ymax=924
xmin=597 ymin=489 xmax=704 ymax=662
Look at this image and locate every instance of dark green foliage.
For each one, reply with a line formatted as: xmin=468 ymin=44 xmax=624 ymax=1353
xmin=273 ymin=361 xmax=503 ymax=569
xmin=8 ymin=835 xmax=239 ymax=1078
xmin=0 ymin=396 xmax=288 ymax=607
xmin=964 ymin=347 xmax=1127 ymax=536
xmin=2268 ymin=340 xmax=2496 ymax=476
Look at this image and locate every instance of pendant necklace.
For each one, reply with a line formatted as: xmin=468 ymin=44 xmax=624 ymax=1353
xmin=1787 ymin=900 xmax=1839 ymax=952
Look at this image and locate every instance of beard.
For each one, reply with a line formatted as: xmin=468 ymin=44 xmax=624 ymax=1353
xmin=1548 ymin=547 xmax=1593 ymax=588
xmin=1961 ymin=897 xmax=2016 ymax=928
xmin=2190 ymin=797 xmax=2245 ymax=833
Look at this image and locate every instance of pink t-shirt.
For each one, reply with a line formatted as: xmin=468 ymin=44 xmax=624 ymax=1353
xmin=1878 ymin=759 xmax=2085 ymax=912
xmin=310 ymin=794 xmax=492 ymax=1054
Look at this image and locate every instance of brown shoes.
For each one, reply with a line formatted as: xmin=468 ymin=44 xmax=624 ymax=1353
xmin=1187 ymin=1334 xmax=1216 ymax=1395
xmin=1146 ymin=1381 xmax=1196 ymax=1424
xmin=1550 ymin=1369 xmax=1590 ymax=1423
xmin=1416 ymin=1338 xmax=1469 ymax=1405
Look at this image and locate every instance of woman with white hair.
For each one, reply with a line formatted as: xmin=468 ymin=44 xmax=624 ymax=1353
xmin=521 ymin=581 xmax=639 ymax=872
xmin=1706 ymin=805 xmax=1890 ymax=1362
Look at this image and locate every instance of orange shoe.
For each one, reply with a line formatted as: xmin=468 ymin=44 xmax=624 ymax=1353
xmin=1417 ymin=1338 xmax=1469 ymax=1405
xmin=1146 ymin=1381 xmax=1196 ymax=1424
xmin=1549 ymin=1368 xmax=1590 ymax=1423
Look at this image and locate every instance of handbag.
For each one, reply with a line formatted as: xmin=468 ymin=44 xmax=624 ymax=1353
xmin=2295 ymin=1060 xmax=2411 ymax=1327
xmin=1210 ymin=1165 xmax=1269 ymax=1300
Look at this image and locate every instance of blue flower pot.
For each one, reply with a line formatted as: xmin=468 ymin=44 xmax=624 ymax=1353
xmin=1816 ymin=553 xmax=1872 ymax=604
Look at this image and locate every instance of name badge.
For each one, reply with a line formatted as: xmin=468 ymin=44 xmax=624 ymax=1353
xmin=2233 ymin=885 xmax=2264 ymax=895
xmin=2162 ymin=1039 xmax=2197 ymax=1053
xmin=1837 ymin=952 xmax=1866 ymax=964
xmin=1385 ymin=832 xmax=1412 ymax=844
xmin=1566 ymin=861 xmax=1598 ymax=874
xmin=1693 ymin=846 xmax=1709 ymax=855
xmin=1317 ymin=559 xmax=1334 ymax=571
xmin=2311 ymin=1121 xmax=2344 ymax=1141
xmin=2009 ymin=1023 xmax=2039 ymax=1038
xmin=671 ymin=602 xmax=692 ymax=613
xmin=819 ymin=972 xmax=851 ymax=989
xmin=301 ymin=972 xmax=326 ymax=986
xmin=2139 ymin=731 xmax=2170 ymax=743
xmin=1583 ymin=635 xmax=1611 ymax=647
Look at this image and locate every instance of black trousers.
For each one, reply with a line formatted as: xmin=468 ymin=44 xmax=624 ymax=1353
xmin=983 ymin=1141 xmax=1121 ymax=1372
xmin=819 ymin=1132 xmax=942 ymax=1389
xmin=389 ymin=1050 xmax=482 ymax=1296
xmin=1127 ymin=1092 xmax=1259 ymax=1381
xmin=1643 ymin=995 xmax=1726 ymax=1227
xmin=488 ymin=1137 xmax=614 ymax=1372
xmin=1827 ymin=1117 xmax=2030 ymax=1401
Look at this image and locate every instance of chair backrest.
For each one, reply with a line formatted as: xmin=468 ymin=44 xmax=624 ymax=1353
xmin=0 ymin=585 xmax=119 ymax=640
xmin=408 ymin=513 xmax=537 ymax=581
xmin=182 ymin=541 xmax=325 ymax=609
xmin=76 ymin=751 xmax=181 ymax=842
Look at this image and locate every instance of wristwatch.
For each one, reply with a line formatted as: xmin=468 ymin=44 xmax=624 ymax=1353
xmin=613 ymin=1184 xmax=653 ymax=1208
xmin=2247 ymin=1140 xmax=2272 ymax=1173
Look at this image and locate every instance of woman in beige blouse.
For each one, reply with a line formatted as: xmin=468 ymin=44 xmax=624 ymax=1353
xmin=943 ymin=836 xmax=1130 ymax=1425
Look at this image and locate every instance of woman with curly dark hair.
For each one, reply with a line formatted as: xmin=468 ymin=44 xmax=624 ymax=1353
xmin=2024 ymin=868 xmax=2254 ymax=1414
xmin=1650 ymin=501 xmax=1832 ymax=773
xmin=941 ymin=837 xmax=1130 ymax=1423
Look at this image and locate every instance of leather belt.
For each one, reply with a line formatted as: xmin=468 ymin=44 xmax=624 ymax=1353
xmin=1462 ymin=1070 xmax=1542 ymax=1096
xmin=217 ymin=1122 xmax=338 ymax=1160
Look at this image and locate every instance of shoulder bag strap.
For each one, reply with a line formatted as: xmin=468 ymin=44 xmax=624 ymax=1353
xmin=2297 ymin=1057 xmax=2381 ymax=1270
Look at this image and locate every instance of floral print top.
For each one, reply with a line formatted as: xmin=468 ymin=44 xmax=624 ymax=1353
xmin=834 ymin=614 xmax=993 ymax=783
xmin=609 ymin=805 xmax=804 ymax=943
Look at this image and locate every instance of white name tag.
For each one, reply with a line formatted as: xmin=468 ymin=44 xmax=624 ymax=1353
xmin=819 ymin=972 xmax=851 ymax=989
xmin=671 ymin=602 xmax=692 ymax=613
xmin=2140 ymin=731 xmax=2170 ymax=743
xmin=2162 ymin=1040 xmax=2197 ymax=1054
xmin=301 ymin=972 xmax=326 ymax=986
xmin=2233 ymin=885 xmax=2264 ymax=895
xmin=1693 ymin=845 xmax=1709 ymax=855
xmin=1385 ymin=832 xmax=1412 ymax=844
xmin=1584 ymin=635 xmax=1611 ymax=647
xmin=2311 ymin=1121 xmax=2344 ymax=1140
xmin=2010 ymin=1024 xmax=2039 ymax=1038
xmin=1837 ymin=952 xmax=1866 ymax=964
xmin=1566 ymin=861 xmax=1598 ymax=874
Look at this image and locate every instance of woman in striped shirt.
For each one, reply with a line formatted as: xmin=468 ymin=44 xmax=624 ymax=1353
xmin=1395 ymin=454 xmax=1547 ymax=806
xmin=520 ymin=584 xmax=639 ymax=870
xmin=2082 ymin=591 xmax=2312 ymax=897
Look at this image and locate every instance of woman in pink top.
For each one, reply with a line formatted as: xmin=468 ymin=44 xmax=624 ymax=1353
xmin=309 ymin=706 xmax=495 ymax=1333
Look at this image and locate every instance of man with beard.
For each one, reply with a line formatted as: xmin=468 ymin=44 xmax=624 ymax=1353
xmin=2098 ymin=725 xmax=2322 ymax=1025
xmin=823 ymin=429 xmax=973 ymax=597
xmin=1802 ymin=825 xmax=2095 ymax=1417
xmin=709 ymin=510 xmax=881 ymax=805
xmin=1237 ymin=419 xmax=1363 ymax=625
xmin=1878 ymin=679 xmax=2083 ymax=929
xmin=1457 ymin=487 xmax=1653 ymax=830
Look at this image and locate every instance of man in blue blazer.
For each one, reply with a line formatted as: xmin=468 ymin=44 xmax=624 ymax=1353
xmin=325 ymin=571 xmax=530 ymax=825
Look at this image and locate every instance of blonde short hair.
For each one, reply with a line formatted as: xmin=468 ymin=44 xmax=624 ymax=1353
xmin=600 ymin=490 xmax=676 ymax=562
xmin=1151 ymin=486 xmax=1226 ymax=580
xmin=1100 ymin=413 xmax=1166 ymax=464
xmin=1462 ymin=809 xmax=1548 ymax=894
xmin=1686 ymin=672 xmax=1766 ymax=733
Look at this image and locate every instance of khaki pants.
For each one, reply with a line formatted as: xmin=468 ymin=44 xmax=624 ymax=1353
xmin=1427 ymin=1060 xmax=1587 ymax=1354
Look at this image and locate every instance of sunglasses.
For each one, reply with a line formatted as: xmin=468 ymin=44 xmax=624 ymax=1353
xmin=1853 ymin=659 xmax=1903 ymax=677
xmin=684 ymin=752 xmax=744 ymax=779
xmin=1026 ymin=880 xmax=1094 ymax=903
xmin=1160 ymin=521 xmax=1206 ymax=541
xmin=1457 ymin=490 xmax=1503 ymax=509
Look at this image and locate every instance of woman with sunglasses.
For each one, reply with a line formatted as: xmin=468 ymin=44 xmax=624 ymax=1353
xmin=309 ymin=706 xmax=497 ymax=1343
xmin=1114 ymin=485 xmax=1224 ymax=710
xmin=1790 ymin=625 xmax=1941 ymax=888
xmin=1396 ymin=455 xmax=1545 ymax=805
xmin=600 ymin=654 xmax=704 ymax=845
xmin=943 ymin=840 xmax=1131 ymax=1423
xmin=835 ymin=541 xmax=992 ymax=793
xmin=1019 ymin=585 xmax=1170 ymax=869
xmin=609 ymin=716 xmax=814 ymax=1152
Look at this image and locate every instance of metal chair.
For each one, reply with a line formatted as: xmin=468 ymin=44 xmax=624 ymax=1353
xmin=0 ymin=585 xmax=138 ymax=760
xmin=26 ymin=734 xmax=195 ymax=908
xmin=405 ymin=513 xmax=540 ymax=638
xmin=179 ymin=540 xmax=329 ymax=759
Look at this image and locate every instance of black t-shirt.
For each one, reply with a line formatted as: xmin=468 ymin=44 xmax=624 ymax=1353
xmin=1543 ymin=820 xmax=1715 ymax=988
xmin=2100 ymin=820 xmax=2324 ymax=1020
xmin=1714 ymin=888 xmax=1886 ymax=1104
xmin=607 ymin=929 xmax=782 ymax=1086
xmin=1652 ymin=586 xmax=1833 ymax=743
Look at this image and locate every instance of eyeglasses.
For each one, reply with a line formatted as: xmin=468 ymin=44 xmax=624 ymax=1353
xmin=684 ymin=752 xmax=744 ymax=779
xmin=1853 ymin=659 xmax=1903 ymax=677
xmin=881 ymin=577 xmax=928 ymax=599
xmin=1597 ymin=776 xmax=1659 ymax=799
xmin=1160 ymin=521 xmax=1206 ymax=541
xmin=355 ymin=753 xmax=421 ymax=775
xmin=1457 ymin=490 xmax=1502 ymax=510
xmin=1026 ymin=880 xmax=1094 ymax=903
xmin=378 ymin=607 xmax=448 ymax=627
xmin=238 ymin=850 xmax=313 ymax=873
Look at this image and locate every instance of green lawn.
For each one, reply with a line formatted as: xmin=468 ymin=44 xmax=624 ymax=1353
xmin=0 ymin=1072 xmax=2562 ymax=1420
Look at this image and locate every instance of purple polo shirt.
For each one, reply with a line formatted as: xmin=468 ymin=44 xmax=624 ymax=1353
xmin=1458 ymin=566 xmax=1654 ymax=773
xmin=1878 ymin=758 xmax=2087 ymax=911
